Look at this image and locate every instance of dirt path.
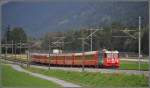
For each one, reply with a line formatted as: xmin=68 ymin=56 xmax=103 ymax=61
xmin=10 ymin=64 xmax=81 ymax=88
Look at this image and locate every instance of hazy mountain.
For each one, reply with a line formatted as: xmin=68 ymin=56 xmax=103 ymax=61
xmin=2 ymin=1 xmax=148 ymax=38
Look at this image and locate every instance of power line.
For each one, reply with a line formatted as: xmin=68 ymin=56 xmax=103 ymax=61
xmin=86 ymin=27 xmax=103 ymax=51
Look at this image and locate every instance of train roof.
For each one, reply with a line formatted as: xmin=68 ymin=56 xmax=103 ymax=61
xmin=31 ymin=50 xmax=119 ymax=57
xmin=31 ymin=51 xmax=98 ymax=56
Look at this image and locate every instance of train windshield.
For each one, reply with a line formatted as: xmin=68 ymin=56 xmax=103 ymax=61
xmin=106 ymin=53 xmax=118 ymax=58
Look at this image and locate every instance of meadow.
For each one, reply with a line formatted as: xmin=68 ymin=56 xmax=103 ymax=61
xmin=1 ymin=64 xmax=61 ymax=88
xmin=26 ymin=66 xmax=148 ymax=88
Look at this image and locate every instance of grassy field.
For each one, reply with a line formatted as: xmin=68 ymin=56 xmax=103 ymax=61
xmin=1 ymin=54 xmax=27 ymax=58
xmin=120 ymin=61 xmax=149 ymax=70
xmin=1 ymin=64 xmax=61 ymax=88
xmin=26 ymin=67 xmax=148 ymax=88
xmin=1 ymin=54 xmax=27 ymax=63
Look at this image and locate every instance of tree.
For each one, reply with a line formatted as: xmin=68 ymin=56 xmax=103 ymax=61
xmin=141 ymin=27 xmax=148 ymax=55
xmin=9 ymin=27 xmax=27 ymax=54
xmin=2 ymin=25 xmax=11 ymax=43
xmin=40 ymin=23 xmax=148 ymax=55
xmin=9 ymin=27 xmax=27 ymax=43
xmin=2 ymin=26 xmax=27 ymax=54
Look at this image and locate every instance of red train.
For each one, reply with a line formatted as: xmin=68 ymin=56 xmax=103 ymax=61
xmin=31 ymin=49 xmax=120 ymax=68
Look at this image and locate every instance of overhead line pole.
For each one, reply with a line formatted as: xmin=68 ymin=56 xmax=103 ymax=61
xmin=90 ymin=29 xmax=92 ymax=51
xmin=87 ymin=28 xmax=103 ymax=51
xmin=27 ymin=43 xmax=30 ymax=68
xmin=80 ymin=38 xmax=85 ymax=72
xmin=5 ymin=41 xmax=7 ymax=61
xmin=48 ymin=40 xmax=51 ymax=70
xmin=12 ymin=40 xmax=14 ymax=55
xmin=82 ymin=38 xmax=85 ymax=71
xmin=15 ymin=43 xmax=17 ymax=60
xmin=138 ymin=16 xmax=141 ymax=71
xmin=19 ymin=40 xmax=22 ymax=66
xmin=112 ymin=16 xmax=142 ymax=71
xmin=78 ymin=37 xmax=86 ymax=72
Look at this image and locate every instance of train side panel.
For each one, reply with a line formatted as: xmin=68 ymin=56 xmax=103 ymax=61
xmin=31 ymin=51 xmax=99 ymax=66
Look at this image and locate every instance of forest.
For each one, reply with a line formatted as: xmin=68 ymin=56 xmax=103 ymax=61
xmin=2 ymin=22 xmax=149 ymax=55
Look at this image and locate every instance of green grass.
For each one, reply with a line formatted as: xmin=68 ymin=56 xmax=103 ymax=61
xmin=1 ymin=64 xmax=61 ymax=88
xmin=26 ymin=67 xmax=148 ymax=88
xmin=120 ymin=61 xmax=149 ymax=70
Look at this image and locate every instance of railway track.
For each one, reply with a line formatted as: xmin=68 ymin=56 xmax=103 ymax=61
xmin=0 ymin=57 xmax=149 ymax=77
xmin=121 ymin=58 xmax=148 ymax=62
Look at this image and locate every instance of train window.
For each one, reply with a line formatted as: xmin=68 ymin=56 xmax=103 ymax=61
xmin=107 ymin=53 xmax=113 ymax=58
xmin=113 ymin=53 xmax=118 ymax=58
xmin=106 ymin=53 xmax=118 ymax=58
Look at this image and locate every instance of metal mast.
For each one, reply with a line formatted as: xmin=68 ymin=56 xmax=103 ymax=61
xmin=138 ymin=16 xmax=141 ymax=70
xmin=87 ymin=28 xmax=103 ymax=51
